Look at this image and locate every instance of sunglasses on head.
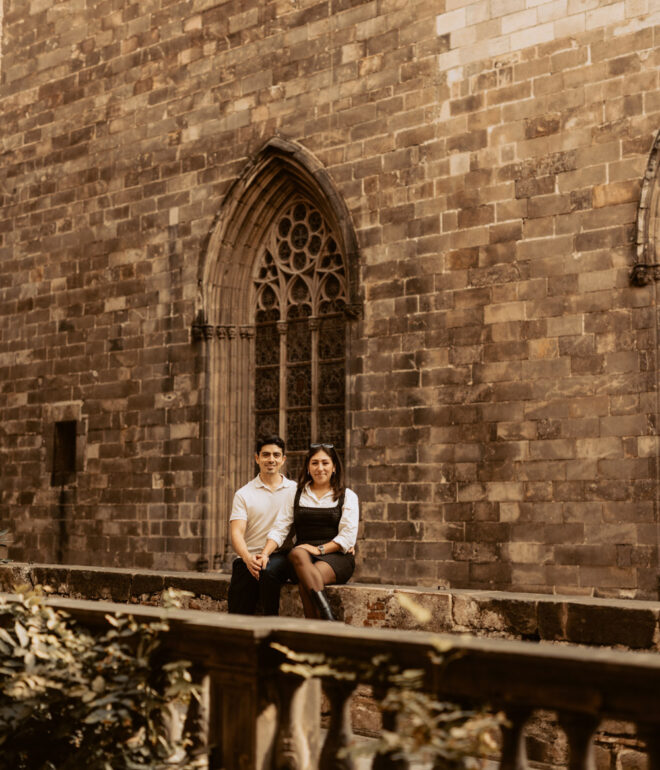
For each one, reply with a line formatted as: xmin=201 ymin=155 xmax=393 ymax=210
xmin=310 ymin=443 xmax=334 ymax=450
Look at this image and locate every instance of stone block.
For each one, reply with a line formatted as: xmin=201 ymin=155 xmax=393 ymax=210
xmin=131 ymin=572 xmax=166 ymax=597
xmin=0 ymin=564 xmax=33 ymax=592
xmin=66 ymin=567 xmax=132 ymax=602
xmin=537 ymin=599 xmax=567 ymax=640
xmin=565 ymin=603 xmax=657 ymax=648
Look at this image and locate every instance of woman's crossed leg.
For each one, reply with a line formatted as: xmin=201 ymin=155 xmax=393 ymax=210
xmin=288 ymin=546 xmax=337 ymax=619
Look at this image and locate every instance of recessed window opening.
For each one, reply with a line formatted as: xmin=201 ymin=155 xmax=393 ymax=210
xmin=51 ymin=420 xmax=77 ymax=484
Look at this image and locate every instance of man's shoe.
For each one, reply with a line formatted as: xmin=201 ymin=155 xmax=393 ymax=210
xmin=311 ymin=589 xmax=335 ymax=620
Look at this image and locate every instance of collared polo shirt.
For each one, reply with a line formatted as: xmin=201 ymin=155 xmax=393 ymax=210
xmin=229 ymin=474 xmax=297 ymax=554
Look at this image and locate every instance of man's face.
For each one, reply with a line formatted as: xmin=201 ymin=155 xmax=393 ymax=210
xmin=255 ymin=444 xmax=286 ymax=479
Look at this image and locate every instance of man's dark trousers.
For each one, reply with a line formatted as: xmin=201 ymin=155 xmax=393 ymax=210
xmin=227 ymin=552 xmax=294 ymax=615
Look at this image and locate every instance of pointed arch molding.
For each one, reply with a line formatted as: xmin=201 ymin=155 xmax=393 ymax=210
xmin=200 ymin=137 xmax=361 ymax=325
xmin=633 ymin=129 xmax=660 ymax=286
xmin=195 ymin=137 xmax=361 ymax=566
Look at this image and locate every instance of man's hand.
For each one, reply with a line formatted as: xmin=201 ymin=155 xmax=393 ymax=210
xmin=259 ymin=552 xmax=270 ymax=570
xmin=245 ymin=553 xmax=261 ymax=579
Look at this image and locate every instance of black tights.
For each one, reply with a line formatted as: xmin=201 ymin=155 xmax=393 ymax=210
xmin=288 ymin=547 xmax=337 ymax=619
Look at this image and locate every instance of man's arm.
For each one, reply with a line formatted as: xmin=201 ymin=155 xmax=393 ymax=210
xmin=230 ymin=519 xmax=261 ymax=579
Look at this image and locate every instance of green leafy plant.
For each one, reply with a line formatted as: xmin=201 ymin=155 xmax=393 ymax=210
xmin=0 ymin=585 xmax=203 ymax=769
xmin=273 ymin=595 xmax=503 ymax=768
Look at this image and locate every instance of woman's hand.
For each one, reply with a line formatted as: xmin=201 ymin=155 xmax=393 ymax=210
xmin=295 ymin=543 xmax=322 ymax=556
xmin=258 ymin=552 xmax=270 ymax=570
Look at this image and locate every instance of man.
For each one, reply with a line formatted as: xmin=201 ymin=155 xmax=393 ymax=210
xmin=227 ymin=435 xmax=296 ymax=615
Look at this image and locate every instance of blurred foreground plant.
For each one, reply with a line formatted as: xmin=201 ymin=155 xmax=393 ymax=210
xmin=273 ymin=593 xmax=503 ymax=769
xmin=0 ymin=585 xmax=202 ymax=769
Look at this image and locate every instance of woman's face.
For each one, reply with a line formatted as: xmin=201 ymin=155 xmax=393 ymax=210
xmin=308 ymin=449 xmax=335 ymax=486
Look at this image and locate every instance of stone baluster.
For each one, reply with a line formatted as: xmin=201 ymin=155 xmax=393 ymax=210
xmin=320 ymin=678 xmax=358 ymax=770
xmin=499 ymin=707 xmax=531 ymax=770
xmin=559 ymin=713 xmax=599 ymax=770
xmin=274 ymin=672 xmax=321 ymax=770
xmin=182 ymin=668 xmax=210 ymax=761
xmin=637 ymin=726 xmax=660 ymax=770
xmin=371 ymin=688 xmax=409 ymax=770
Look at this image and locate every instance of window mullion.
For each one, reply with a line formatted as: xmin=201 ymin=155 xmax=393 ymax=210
xmin=278 ymin=320 xmax=287 ymax=440
xmin=310 ymin=317 xmax=319 ymax=442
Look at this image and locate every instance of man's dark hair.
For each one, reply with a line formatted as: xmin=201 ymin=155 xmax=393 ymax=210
xmin=255 ymin=435 xmax=286 ymax=454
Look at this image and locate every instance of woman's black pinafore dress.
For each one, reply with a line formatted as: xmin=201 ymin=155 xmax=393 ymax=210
xmin=292 ymin=487 xmax=355 ymax=584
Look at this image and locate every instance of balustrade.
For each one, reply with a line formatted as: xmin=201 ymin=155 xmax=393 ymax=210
xmin=37 ymin=596 xmax=660 ymax=770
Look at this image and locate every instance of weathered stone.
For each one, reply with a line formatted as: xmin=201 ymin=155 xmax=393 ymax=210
xmin=565 ymin=602 xmax=657 ymax=648
xmin=1 ymin=0 xmax=660 ymax=601
xmin=66 ymin=568 xmax=133 ymax=602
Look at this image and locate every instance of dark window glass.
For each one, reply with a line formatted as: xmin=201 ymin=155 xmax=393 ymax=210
xmin=254 ymin=200 xmax=348 ymax=473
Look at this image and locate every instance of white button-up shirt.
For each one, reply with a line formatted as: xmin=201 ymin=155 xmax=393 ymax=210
xmin=229 ymin=474 xmax=297 ymax=554
xmin=267 ymin=484 xmax=359 ymax=553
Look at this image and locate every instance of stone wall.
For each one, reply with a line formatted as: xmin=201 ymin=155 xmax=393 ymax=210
xmin=1 ymin=0 xmax=660 ymax=595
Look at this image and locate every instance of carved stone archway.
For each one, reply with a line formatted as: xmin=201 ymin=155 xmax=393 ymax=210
xmin=633 ymin=129 xmax=660 ymax=285
xmin=195 ymin=138 xmax=361 ymax=567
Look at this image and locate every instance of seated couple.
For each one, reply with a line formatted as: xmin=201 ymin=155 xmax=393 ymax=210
xmin=227 ymin=435 xmax=358 ymax=621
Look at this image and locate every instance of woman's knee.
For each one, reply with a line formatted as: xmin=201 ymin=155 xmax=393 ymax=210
xmin=288 ymin=547 xmax=310 ymax=568
xmin=315 ymin=562 xmax=337 ymax=587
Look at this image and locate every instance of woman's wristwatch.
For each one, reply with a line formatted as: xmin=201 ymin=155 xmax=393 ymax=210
xmin=318 ymin=544 xmax=325 ymax=555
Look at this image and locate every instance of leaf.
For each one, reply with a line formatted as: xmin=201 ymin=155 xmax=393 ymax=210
xmin=270 ymin=642 xmax=326 ymax=664
xmin=14 ymin=621 xmax=29 ymax=648
xmin=84 ymin=707 xmax=113 ymax=725
xmin=396 ymin=592 xmax=432 ymax=625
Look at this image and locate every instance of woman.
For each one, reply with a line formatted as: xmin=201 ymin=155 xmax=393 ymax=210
xmin=261 ymin=443 xmax=358 ymax=620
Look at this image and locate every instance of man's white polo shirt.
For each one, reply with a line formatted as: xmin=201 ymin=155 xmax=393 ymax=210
xmin=229 ymin=474 xmax=297 ymax=554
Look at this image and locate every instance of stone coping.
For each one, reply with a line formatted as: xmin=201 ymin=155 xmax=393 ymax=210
xmin=1 ymin=562 xmax=659 ymax=650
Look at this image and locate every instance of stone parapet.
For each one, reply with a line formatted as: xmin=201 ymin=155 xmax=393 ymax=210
xmin=11 ymin=590 xmax=660 ymax=770
xmin=3 ymin=562 xmax=659 ymax=651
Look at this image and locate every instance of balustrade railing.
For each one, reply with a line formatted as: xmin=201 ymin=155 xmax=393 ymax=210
xmin=44 ymin=596 xmax=660 ymax=770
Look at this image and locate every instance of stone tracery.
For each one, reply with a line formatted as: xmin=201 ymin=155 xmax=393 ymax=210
xmin=254 ymin=199 xmax=348 ymax=480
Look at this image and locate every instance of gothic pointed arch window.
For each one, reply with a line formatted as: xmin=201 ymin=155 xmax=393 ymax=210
xmin=198 ymin=137 xmax=360 ymax=566
xmin=254 ymin=198 xmax=348 ymax=479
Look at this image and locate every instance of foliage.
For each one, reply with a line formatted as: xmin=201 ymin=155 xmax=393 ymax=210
xmin=272 ymin=595 xmax=503 ymax=769
xmin=0 ymin=585 xmax=202 ymax=770
xmin=372 ymin=688 xmax=501 ymax=769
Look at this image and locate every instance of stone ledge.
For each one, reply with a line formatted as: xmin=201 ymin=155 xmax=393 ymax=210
xmin=1 ymin=563 xmax=659 ymax=650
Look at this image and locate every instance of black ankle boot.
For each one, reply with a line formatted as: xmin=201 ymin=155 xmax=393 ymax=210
xmin=311 ymin=589 xmax=335 ymax=620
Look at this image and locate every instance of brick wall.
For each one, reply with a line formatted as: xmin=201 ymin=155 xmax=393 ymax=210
xmin=1 ymin=0 xmax=659 ymax=595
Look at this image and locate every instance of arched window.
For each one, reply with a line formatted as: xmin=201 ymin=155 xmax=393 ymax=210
xmin=197 ymin=138 xmax=360 ymax=567
xmin=254 ymin=198 xmax=347 ymax=479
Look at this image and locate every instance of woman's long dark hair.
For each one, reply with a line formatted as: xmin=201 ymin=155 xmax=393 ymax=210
xmin=297 ymin=444 xmax=345 ymax=501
